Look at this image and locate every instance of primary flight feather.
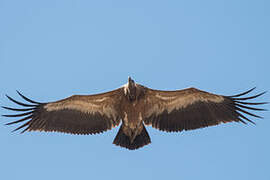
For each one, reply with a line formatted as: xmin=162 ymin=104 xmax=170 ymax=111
xmin=2 ymin=77 xmax=267 ymax=150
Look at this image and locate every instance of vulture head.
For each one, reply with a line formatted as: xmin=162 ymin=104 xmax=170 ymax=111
xmin=125 ymin=76 xmax=139 ymax=101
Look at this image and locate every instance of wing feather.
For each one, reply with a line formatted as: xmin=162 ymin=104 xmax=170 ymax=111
xmin=3 ymin=89 xmax=123 ymax=135
xmin=143 ymin=87 xmax=266 ymax=132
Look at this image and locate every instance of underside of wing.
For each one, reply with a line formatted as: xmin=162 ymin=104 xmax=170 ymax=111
xmin=3 ymin=90 xmax=123 ymax=135
xmin=143 ymin=87 xmax=267 ymax=132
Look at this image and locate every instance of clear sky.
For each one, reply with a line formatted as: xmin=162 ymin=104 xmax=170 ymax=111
xmin=1 ymin=0 xmax=269 ymax=180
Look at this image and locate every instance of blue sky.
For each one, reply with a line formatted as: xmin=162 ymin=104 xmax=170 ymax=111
xmin=1 ymin=0 xmax=269 ymax=179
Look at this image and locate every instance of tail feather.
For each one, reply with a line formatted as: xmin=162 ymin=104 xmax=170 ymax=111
xmin=113 ymin=125 xmax=151 ymax=150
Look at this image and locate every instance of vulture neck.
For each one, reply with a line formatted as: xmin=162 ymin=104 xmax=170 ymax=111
xmin=124 ymin=77 xmax=144 ymax=102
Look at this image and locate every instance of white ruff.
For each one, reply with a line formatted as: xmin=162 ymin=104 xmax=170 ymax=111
xmin=122 ymin=82 xmax=129 ymax=95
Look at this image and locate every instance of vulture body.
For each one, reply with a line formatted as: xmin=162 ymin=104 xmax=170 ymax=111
xmin=3 ymin=77 xmax=267 ymax=150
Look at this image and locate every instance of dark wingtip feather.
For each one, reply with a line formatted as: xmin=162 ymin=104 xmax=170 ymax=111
xmin=11 ymin=121 xmax=31 ymax=132
xmin=233 ymin=101 xmax=268 ymax=105
xmin=229 ymin=87 xmax=256 ymax=98
xmin=2 ymin=106 xmax=35 ymax=112
xmin=21 ymin=127 xmax=30 ymax=134
xmin=234 ymin=103 xmax=267 ymax=111
xmin=16 ymin=90 xmax=42 ymax=104
xmin=235 ymin=107 xmax=263 ymax=119
xmin=5 ymin=115 xmax=33 ymax=125
xmin=5 ymin=94 xmax=36 ymax=107
xmin=234 ymin=111 xmax=256 ymax=125
xmin=232 ymin=91 xmax=267 ymax=101
xmin=2 ymin=111 xmax=34 ymax=117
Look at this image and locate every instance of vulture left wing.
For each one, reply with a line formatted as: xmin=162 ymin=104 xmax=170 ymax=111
xmin=143 ymin=87 xmax=267 ymax=132
xmin=3 ymin=89 xmax=123 ymax=134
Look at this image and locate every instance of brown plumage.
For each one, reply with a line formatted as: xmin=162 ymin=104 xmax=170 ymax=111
xmin=2 ymin=77 xmax=267 ymax=150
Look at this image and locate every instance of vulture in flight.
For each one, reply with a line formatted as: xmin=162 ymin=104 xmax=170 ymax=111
xmin=2 ymin=77 xmax=267 ymax=150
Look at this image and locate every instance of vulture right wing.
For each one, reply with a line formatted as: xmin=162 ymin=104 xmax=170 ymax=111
xmin=3 ymin=89 xmax=124 ymax=135
xmin=143 ymin=87 xmax=267 ymax=132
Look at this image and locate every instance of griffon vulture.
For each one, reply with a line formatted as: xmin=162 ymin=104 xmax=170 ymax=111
xmin=2 ymin=77 xmax=267 ymax=150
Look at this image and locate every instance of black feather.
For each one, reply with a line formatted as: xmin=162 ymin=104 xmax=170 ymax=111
xmin=232 ymin=91 xmax=267 ymax=101
xmin=5 ymin=115 xmax=33 ymax=125
xmin=2 ymin=106 xmax=35 ymax=112
xmin=16 ymin=91 xmax=42 ymax=104
xmin=228 ymin=87 xmax=256 ymax=98
xmin=233 ymin=101 xmax=268 ymax=105
xmin=234 ymin=103 xmax=267 ymax=111
xmin=6 ymin=95 xmax=35 ymax=107
xmin=2 ymin=111 xmax=34 ymax=117
xmin=235 ymin=107 xmax=262 ymax=118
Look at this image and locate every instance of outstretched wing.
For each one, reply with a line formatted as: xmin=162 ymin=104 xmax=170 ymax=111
xmin=143 ymin=87 xmax=267 ymax=132
xmin=3 ymin=89 xmax=124 ymax=135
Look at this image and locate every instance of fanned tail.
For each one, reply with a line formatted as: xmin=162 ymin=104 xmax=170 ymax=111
xmin=113 ymin=125 xmax=151 ymax=150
